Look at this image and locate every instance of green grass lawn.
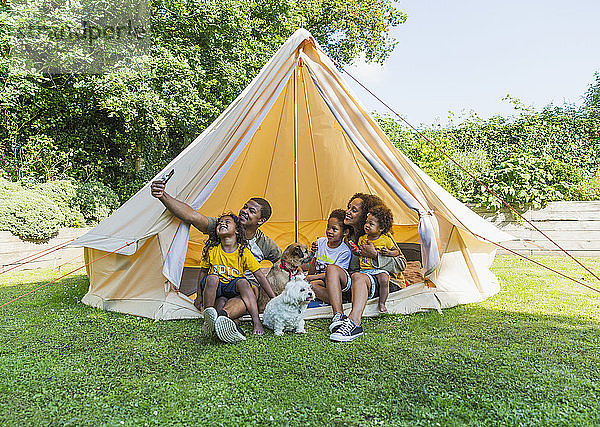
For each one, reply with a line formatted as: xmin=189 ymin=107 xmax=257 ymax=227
xmin=1 ymin=256 xmax=599 ymax=426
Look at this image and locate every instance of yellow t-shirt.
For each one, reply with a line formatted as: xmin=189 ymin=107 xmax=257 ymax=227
xmin=357 ymin=234 xmax=396 ymax=270
xmin=199 ymin=244 xmax=261 ymax=284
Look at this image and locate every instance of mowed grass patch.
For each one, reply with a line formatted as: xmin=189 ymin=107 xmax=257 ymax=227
xmin=1 ymin=256 xmax=599 ymax=425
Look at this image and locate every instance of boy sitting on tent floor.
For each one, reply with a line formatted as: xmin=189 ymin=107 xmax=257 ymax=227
xmin=151 ymin=180 xmax=282 ymax=342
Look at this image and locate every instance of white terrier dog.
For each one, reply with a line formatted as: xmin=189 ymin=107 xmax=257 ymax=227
xmin=262 ymin=277 xmax=315 ymax=336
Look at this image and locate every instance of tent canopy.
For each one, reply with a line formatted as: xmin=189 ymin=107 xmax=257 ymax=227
xmin=75 ymin=29 xmax=513 ymax=320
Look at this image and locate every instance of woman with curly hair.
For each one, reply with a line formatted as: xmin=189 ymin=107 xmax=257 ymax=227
xmin=199 ymin=213 xmax=275 ymax=340
xmin=319 ymin=193 xmax=406 ymax=342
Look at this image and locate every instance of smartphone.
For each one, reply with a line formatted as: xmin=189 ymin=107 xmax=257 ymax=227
xmin=162 ymin=169 xmax=174 ymax=184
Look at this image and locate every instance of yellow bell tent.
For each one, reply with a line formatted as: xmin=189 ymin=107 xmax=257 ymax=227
xmin=74 ymin=29 xmax=513 ymax=320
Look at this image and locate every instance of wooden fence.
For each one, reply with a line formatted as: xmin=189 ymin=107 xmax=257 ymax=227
xmin=0 ymin=228 xmax=91 ymax=273
xmin=473 ymin=201 xmax=600 ymax=257
xmin=1 ymin=201 xmax=598 ymax=273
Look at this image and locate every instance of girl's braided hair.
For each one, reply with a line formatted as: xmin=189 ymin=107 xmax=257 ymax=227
xmin=202 ymin=212 xmax=248 ymax=260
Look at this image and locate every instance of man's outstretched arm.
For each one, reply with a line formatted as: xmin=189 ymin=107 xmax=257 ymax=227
xmin=150 ymin=180 xmax=209 ymax=233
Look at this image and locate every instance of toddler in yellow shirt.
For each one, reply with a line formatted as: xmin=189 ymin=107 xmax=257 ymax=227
xmin=357 ymin=205 xmax=399 ymax=313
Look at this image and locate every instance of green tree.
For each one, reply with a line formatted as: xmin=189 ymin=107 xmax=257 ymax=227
xmin=584 ymin=72 xmax=600 ymax=111
xmin=1 ymin=0 xmax=406 ymax=199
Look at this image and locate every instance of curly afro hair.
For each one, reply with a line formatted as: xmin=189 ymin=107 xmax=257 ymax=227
xmin=348 ymin=193 xmax=385 ymax=238
xmin=368 ymin=204 xmax=394 ymax=235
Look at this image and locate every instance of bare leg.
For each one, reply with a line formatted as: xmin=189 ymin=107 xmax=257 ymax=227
xmin=202 ymin=275 xmax=219 ymax=308
xmin=235 ymin=279 xmax=264 ymax=335
xmin=200 ymin=275 xmax=219 ymax=333
xmin=325 ymin=264 xmax=348 ymax=315
xmin=193 ymin=293 xmax=203 ymax=311
xmin=215 ymin=297 xmax=227 ymax=313
xmin=309 ymin=279 xmax=328 ymax=302
xmin=222 ymin=286 xmax=259 ymax=325
xmin=194 ymin=269 xmax=207 ymax=310
xmin=376 ymin=273 xmax=389 ymax=313
xmin=348 ymin=272 xmax=371 ymax=325
xmin=222 ymin=297 xmax=247 ymax=320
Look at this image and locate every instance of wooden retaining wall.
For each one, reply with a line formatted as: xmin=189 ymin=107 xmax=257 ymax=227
xmin=0 ymin=228 xmax=91 ymax=273
xmin=1 ymin=201 xmax=598 ymax=273
xmin=473 ymin=201 xmax=600 ymax=257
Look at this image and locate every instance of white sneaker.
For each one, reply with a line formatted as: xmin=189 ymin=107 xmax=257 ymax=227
xmin=215 ymin=316 xmax=246 ymax=343
xmin=202 ymin=307 xmax=218 ymax=335
xmin=329 ymin=312 xmax=347 ymax=332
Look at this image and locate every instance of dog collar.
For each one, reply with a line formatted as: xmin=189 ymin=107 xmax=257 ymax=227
xmin=279 ymin=260 xmax=294 ymax=280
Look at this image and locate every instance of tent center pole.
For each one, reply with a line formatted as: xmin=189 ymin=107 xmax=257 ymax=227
xmin=293 ymin=61 xmax=300 ymax=243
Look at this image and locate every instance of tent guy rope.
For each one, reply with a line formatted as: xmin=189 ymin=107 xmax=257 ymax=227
xmin=0 ymin=241 xmax=135 ymax=308
xmin=473 ymin=233 xmax=600 ymax=294
xmin=0 ymin=238 xmax=76 ymax=275
xmin=55 ymin=253 xmax=84 ymax=271
xmin=321 ymin=49 xmax=600 ymax=287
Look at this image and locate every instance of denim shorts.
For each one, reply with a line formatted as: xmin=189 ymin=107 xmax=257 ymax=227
xmin=336 ymin=269 xmax=352 ymax=302
xmin=360 ymin=269 xmax=389 ymax=298
xmin=200 ymin=275 xmax=257 ymax=299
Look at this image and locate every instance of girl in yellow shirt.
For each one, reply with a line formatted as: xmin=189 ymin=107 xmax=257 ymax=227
xmin=199 ymin=213 xmax=275 ymax=338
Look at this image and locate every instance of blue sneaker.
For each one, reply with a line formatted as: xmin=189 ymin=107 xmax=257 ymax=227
xmin=330 ymin=319 xmax=363 ymax=342
xmin=307 ymin=299 xmax=326 ymax=309
xmin=329 ymin=312 xmax=347 ymax=332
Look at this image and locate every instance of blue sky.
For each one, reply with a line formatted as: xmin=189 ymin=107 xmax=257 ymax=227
xmin=345 ymin=0 xmax=600 ymax=126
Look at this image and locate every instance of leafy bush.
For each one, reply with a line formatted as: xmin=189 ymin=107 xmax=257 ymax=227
xmin=376 ymin=106 xmax=599 ymax=212
xmin=77 ymin=181 xmax=120 ymax=223
xmin=377 ymin=115 xmax=458 ymax=193
xmin=573 ymin=171 xmax=600 ymax=201
xmin=34 ymin=180 xmax=85 ymax=227
xmin=447 ymin=106 xmax=600 ymax=177
xmin=0 ymin=177 xmax=22 ymax=199
xmin=9 ymin=135 xmax=72 ymax=186
xmin=467 ymin=155 xmax=576 ymax=212
xmin=443 ymin=148 xmax=491 ymax=203
xmin=0 ymin=190 xmax=64 ymax=240
xmin=0 ymin=179 xmax=119 ymax=237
